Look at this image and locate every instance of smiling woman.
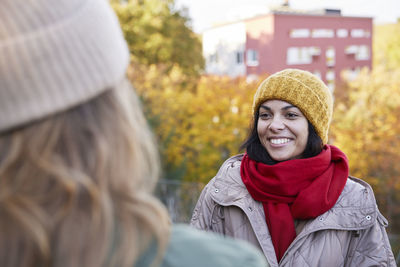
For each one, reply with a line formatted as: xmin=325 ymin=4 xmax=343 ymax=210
xmin=190 ymin=69 xmax=396 ymax=267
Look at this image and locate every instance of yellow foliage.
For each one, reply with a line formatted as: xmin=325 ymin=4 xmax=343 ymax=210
xmin=129 ymin=63 xmax=260 ymax=183
xmin=331 ymin=66 xmax=400 ymax=197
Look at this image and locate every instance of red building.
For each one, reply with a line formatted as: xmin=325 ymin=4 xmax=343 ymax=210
xmin=203 ymin=8 xmax=372 ymax=90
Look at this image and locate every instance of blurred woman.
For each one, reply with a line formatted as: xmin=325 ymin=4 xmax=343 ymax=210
xmin=0 ymin=0 xmax=267 ymax=267
xmin=191 ymin=69 xmax=396 ymax=266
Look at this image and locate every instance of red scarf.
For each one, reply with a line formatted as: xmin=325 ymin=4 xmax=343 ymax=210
xmin=240 ymin=145 xmax=349 ymax=262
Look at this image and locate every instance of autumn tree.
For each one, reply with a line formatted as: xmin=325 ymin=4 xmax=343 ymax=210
xmin=112 ymin=0 xmax=204 ymax=79
xmin=112 ymin=0 xmax=208 ymax=183
xmin=331 ymin=21 xmax=400 ymax=241
xmin=178 ymin=76 xmax=258 ymax=183
xmin=127 ymin=64 xmax=196 ymax=181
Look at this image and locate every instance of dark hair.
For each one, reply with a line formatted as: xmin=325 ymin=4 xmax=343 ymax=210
xmin=240 ymin=109 xmax=323 ymax=165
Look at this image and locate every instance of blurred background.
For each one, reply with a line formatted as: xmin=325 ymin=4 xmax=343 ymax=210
xmin=111 ymin=0 xmax=400 ymax=262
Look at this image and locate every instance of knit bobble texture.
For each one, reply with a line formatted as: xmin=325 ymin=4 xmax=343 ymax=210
xmin=252 ymin=69 xmax=333 ymax=144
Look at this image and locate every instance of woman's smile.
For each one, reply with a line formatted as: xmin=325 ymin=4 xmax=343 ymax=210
xmin=269 ymin=137 xmax=292 ymax=145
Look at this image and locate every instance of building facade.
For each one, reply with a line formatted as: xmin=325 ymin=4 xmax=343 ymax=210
xmin=203 ymin=9 xmax=372 ymax=90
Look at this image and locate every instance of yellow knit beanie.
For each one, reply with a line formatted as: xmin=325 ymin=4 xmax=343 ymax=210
xmin=252 ymin=69 xmax=333 ymax=144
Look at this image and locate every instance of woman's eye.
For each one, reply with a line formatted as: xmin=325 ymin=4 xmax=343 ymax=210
xmin=259 ymin=113 xmax=271 ymax=119
xmin=286 ymin=112 xmax=298 ymax=119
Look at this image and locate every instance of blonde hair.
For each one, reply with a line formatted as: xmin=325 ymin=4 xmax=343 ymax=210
xmin=0 ymin=79 xmax=170 ymax=267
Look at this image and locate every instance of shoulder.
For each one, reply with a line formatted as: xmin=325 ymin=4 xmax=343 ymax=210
xmin=328 ymin=176 xmax=389 ymax=228
xmin=195 ymin=154 xmax=244 ymax=198
xmin=202 ymin=154 xmax=250 ymax=203
xmin=162 ymin=224 xmax=267 ymax=267
xmin=217 ymin=154 xmax=243 ymax=176
xmin=212 ymin=154 xmax=244 ymax=185
xmin=335 ymin=176 xmax=377 ymax=209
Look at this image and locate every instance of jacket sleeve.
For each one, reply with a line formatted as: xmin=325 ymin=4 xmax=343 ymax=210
xmin=347 ymin=211 xmax=396 ymax=266
xmin=190 ymin=182 xmax=214 ymax=231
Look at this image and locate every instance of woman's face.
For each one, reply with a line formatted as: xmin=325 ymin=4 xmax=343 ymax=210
xmin=257 ymin=100 xmax=309 ymax=162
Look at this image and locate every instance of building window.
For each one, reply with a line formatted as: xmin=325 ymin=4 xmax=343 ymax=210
xmin=313 ymin=70 xmax=322 ymax=79
xmin=247 ymin=49 xmax=259 ymax=66
xmin=355 ymin=45 xmax=370 ymax=60
xmin=326 ymin=47 xmax=335 ymax=67
xmin=326 ymin=70 xmax=335 ymax=81
xmin=326 ymin=70 xmax=335 ymax=91
xmin=345 ymin=45 xmax=358 ymax=54
xmin=351 ymin=29 xmax=370 ymax=38
xmin=286 ymin=47 xmax=319 ymax=65
xmin=309 ymin=46 xmax=321 ymax=56
xmin=312 ymin=29 xmax=334 ymax=38
xmin=290 ymin=29 xmax=310 ymax=38
xmin=345 ymin=45 xmax=370 ymax=60
xmin=337 ymin=29 xmax=348 ymax=38
xmin=342 ymin=67 xmax=361 ymax=81
xmin=236 ymin=51 xmax=244 ymax=64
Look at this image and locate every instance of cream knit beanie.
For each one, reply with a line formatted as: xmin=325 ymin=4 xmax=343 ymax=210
xmin=253 ymin=69 xmax=333 ymax=144
xmin=0 ymin=0 xmax=129 ymax=133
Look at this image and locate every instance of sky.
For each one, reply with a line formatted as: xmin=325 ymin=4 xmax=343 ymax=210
xmin=175 ymin=0 xmax=400 ymax=33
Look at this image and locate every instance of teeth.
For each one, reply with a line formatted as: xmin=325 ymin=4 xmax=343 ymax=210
xmin=270 ymin=138 xmax=290 ymax=144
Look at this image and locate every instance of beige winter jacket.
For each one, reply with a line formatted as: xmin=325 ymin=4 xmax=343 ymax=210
xmin=190 ymin=154 xmax=396 ymax=267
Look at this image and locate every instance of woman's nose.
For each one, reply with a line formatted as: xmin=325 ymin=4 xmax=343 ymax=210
xmin=268 ymin=116 xmax=285 ymax=131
